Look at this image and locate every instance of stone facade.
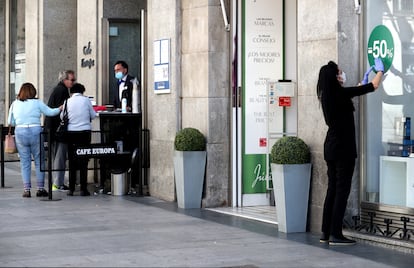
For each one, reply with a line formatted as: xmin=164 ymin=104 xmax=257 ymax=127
xmin=147 ymin=0 xmax=230 ymax=207
xmin=297 ymin=0 xmax=362 ymax=232
xmin=0 ymin=0 xmax=366 ymax=234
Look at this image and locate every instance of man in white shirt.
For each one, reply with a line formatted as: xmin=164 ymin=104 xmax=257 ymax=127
xmin=113 ymin=60 xmax=138 ymax=110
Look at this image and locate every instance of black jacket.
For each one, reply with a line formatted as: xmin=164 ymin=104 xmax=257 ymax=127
xmin=44 ymin=82 xmax=70 ymax=133
xmin=321 ymin=83 xmax=375 ymax=160
xmin=113 ymin=74 xmax=135 ymax=108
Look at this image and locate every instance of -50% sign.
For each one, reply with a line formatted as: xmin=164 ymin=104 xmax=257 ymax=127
xmin=367 ymin=25 xmax=394 ymax=73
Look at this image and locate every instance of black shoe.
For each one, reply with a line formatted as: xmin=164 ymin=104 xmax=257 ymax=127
xmin=329 ymin=235 xmax=356 ymax=246
xmin=22 ymin=190 xmax=31 ymax=198
xmin=319 ymin=233 xmax=329 ymax=243
xmin=36 ymin=189 xmax=48 ymax=197
xmin=67 ymin=190 xmax=74 ymax=196
xmin=80 ymin=190 xmax=90 ymax=196
xmin=61 ymin=184 xmax=70 ymax=191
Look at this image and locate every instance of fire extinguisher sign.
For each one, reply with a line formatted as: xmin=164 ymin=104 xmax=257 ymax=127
xmin=278 ymin=96 xmax=291 ymax=107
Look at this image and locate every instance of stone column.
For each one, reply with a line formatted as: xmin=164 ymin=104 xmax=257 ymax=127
xmin=297 ymin=0 xmax=361 ymax=232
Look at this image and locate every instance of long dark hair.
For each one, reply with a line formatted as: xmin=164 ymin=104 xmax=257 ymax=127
xmin=317 ymin=61 xmax=340 ymax=102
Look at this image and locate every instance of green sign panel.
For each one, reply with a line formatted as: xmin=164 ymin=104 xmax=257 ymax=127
xmin=242 ymin=154 xmax=268 ymax=194
xmin=367 ymin=25 xmax=394 ymax=73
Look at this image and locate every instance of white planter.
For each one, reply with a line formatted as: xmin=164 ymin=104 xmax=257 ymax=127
xmin=174 ymin=150 xmax=207 ymax=209
xmin=271 ymin=163 xmax=312 ymax=233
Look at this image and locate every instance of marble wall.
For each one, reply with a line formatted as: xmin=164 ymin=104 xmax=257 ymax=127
xmin=297 ymin=0 xmax=362 ymax=232
xmin=147 ymin=0 xmax=230 ymax=206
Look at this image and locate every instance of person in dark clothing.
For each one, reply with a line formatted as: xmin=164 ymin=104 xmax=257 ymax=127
xmin=113 ymin=60 xmax=138 ymax=110
xmin=44 ymin=70 xmax=76 ymax=191
xmin=317 ymin=58 xmax=384 ymax=245
xmin=64 ymin=83 xmax=96 ymax=196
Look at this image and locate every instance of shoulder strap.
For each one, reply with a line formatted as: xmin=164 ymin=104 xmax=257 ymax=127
xmin=8 ymin=101 xmax=15 ymax=130
xmin=62 ymin=100 xmax=68 ymax=118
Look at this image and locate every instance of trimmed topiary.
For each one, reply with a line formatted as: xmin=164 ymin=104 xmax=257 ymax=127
xmin=270 ymin=136 xmax=310 ymax=164
xmin=174 ymin=127 xmax=206 ymax=151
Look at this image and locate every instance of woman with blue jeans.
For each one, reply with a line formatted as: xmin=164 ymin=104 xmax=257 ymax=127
xmin=8 ymin=83 xmax=62 ymax=198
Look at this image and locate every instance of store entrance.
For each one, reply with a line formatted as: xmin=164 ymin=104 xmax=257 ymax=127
xmin=106 ymin=19 xmax=141 ymax=107
xmin=228 ymin=1 xmax=297 ymax=225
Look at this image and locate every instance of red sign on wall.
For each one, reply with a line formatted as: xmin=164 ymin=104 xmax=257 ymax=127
xmin=279 ymin=96 xmax=291 ymax=107
xmin=259 ymin=138 xmax=267 ymax=147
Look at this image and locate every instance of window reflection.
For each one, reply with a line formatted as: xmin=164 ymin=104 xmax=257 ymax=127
xmin=365 ymin=0 xmax=414 ymax=208
xmin=10 ymin=0 xmax=25 ymax=101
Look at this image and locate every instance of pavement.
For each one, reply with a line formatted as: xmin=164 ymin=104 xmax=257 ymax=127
xmin=1 ymin=161 xmax=413 ymax=267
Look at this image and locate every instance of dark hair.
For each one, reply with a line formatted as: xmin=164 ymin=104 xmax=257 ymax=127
xmin=114 ymin=60 xmax=128 ymax=71
xmin=316 ymin=61 xmax=340 ymax=102
xmin=17 ymin=82 xmax=37 ymax=101
xmin=70 ymin=83 xmax=85 ymax=94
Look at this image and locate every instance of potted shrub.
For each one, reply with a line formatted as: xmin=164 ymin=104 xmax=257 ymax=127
xmin=173 ymin=127 xmax=207 ymax=209
xmin=270 ymin=136 xmax=312 ymax=233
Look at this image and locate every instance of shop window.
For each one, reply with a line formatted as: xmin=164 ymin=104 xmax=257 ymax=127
xmin=9 ymin=0 xmax=25 ymax=102
xmin=394 ymin=0 xmax=414 ymax=15
xmin=364 ymin=0 xmax=414 ymax=209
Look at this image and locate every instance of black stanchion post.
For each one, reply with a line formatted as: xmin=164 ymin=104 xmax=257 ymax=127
xmin=138 ymin=128 xmax=143 ymax=196
xmin=143 ymin=129 xmax=150 ymax=194
xmin=48 ymin=131 xmax=53 ymax=200
xmin=1 ymin=124 xmax=5 ymax=188
xmin=1 ymin=124 xmax=14 ymax=189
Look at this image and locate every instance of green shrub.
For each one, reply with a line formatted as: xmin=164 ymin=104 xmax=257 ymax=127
xmin=270 ymin=136 xmax=310 ymax=164
xmin=174 ymin=127 xmax=206 ymax=151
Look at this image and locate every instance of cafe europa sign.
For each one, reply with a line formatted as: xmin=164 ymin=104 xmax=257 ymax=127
xmin=75 ymin=144 xmax=117 ymax=158
xmin=81 ymin=41 xmax=95 ymax=69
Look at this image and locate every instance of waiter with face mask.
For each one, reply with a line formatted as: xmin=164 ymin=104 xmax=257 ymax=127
xmin=113 ymin=60 xmax=137 ymax=110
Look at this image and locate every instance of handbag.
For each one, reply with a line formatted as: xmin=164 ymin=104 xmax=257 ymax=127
xmin=4 ymin=126 xmax=17 ymax=154
xmin=55 ymin=101 xmax=69 ymax=142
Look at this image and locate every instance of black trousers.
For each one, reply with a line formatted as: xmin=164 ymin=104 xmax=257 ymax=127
xmin=321 ymin=158 xmax=355 ymax=237
xmin=67 ymin=131 xmax=91 ymax=192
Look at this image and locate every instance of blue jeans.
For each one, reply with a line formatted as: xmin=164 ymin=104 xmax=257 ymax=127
xmin=14 ymin=126 xmax=44 ymax=190
xmin=53 ymin=141 xmax=68 ymax=186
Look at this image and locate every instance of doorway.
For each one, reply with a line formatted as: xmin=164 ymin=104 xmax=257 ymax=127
xmin=232 ymin=0 xmax=297 ymax=214
xmin=106 ymin=19 xmax=141 ymax=106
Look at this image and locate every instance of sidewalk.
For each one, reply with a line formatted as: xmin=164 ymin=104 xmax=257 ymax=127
xmin=0 ymin=162 xmax=413 ymax=267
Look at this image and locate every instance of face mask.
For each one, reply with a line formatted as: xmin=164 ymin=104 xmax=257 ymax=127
xmin=337 ymin=71 xmax=346 ymax=85
xmin=115 ymin=71 xmax=123 ymax=80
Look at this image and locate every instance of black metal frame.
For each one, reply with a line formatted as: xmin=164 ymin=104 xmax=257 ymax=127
xmin=0 ymin=124 xmax=19 ymax=188
xmin=345 ymin=202 xmax=414 ymax=242
xmin=1 ymin=124 xmax=150 ymax=198
xmin=39 ymin=130 xmax=143 ymax=197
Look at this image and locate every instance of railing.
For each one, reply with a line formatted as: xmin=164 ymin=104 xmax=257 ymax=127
xmin=1 ymin=126 xmax=150 ymax=198
xmin=0 ymin=124 xmax=19 ymax=188
xmin=345 ymin=202 xmax=414 ymax=243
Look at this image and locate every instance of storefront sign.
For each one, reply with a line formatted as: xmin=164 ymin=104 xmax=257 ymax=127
xmin=367 ymin=25 xmax=394 ymax=73
xmin=243 ymin=0 xmax=283 ymax=195
xmin=153 ymin=39 xmax=170 ymax=94
xmin=278 ymin=97 xmax=291 ymax=107
xmin=81 ymin=41 xmax=95 ymax=69
xmin=75 ymin=144 xmax=116 ymax=158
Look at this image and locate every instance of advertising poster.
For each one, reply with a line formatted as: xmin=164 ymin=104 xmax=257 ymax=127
xmin=242 ymin=0 xmax=283 ymax=196
xmin=154 ymin=39 xmax=170 ymax=94
xmin=14 ymin=53 xmax=26 ymax=95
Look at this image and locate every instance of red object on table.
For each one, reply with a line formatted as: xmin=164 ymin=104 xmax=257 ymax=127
xmin=93 ymin=105 xmax=107 ymax=112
